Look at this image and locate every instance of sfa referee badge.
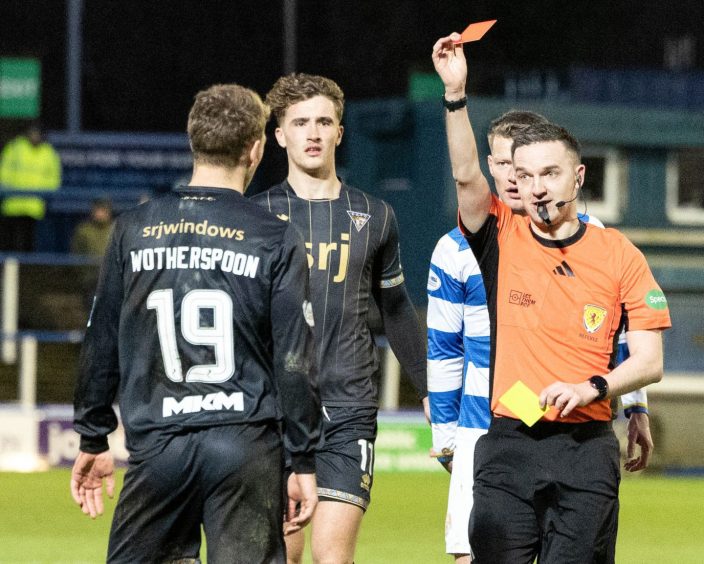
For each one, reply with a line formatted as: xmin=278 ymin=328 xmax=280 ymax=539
xmin=347 ymin=210 xmax=371 ymax=232
xmin=583 ymin=304 xmax=607 ymax=333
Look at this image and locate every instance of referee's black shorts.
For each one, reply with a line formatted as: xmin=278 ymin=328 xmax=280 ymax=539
xmin=469 ymin=417 xmax=620 ymax=564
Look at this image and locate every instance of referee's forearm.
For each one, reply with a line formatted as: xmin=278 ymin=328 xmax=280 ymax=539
xmin=603 ymin=330 xmax=663 ymax=397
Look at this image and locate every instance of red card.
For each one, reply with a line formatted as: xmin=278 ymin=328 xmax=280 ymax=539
xmin=453 ymin=19 xmax=497 ymax=44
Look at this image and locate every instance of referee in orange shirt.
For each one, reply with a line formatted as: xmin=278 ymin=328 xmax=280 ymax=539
xmin=433 ymin=33 xmax=671 ymax=563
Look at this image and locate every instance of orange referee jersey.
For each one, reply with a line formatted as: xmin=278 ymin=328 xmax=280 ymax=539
xmin=463 ymin=196 xmax=672 ymax=423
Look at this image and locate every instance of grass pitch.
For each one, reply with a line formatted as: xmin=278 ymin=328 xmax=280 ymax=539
xmin=0 ymin=470 xmax=702 ymax=563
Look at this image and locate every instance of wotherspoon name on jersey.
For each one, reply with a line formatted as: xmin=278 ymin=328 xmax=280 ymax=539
xmin=130 ymin=246 xmax=260 ymax=278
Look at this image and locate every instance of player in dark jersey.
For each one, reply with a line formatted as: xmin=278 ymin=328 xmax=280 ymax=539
xmin=251 ymin=73 xmax=428 ymax=564
xmin=71 ymin=83 xmax=322 ymax=563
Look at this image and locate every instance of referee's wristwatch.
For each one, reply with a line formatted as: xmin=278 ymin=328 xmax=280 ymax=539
xmin=442 ymin=95 xmax=467 ymax=112
xmin=588 ymin=375 xmax=609 ymax=401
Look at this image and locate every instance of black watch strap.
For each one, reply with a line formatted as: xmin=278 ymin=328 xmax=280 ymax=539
xmin=588 ymin=375 xmax=609 ymax=401
xmin=442 ymin=95 xmax=467 ymax=112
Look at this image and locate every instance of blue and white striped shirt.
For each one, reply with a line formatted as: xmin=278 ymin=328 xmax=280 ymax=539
xmin=427 ymin=227 xmax=490 ymax=455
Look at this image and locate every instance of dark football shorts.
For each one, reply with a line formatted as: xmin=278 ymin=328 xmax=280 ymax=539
xmin=469 ymin=417 xmax=620 ymax=564
xmin=107 ymin=423 xmax=285 ymax=564
xmin=314 ymin=405 xmax=378 ymax=511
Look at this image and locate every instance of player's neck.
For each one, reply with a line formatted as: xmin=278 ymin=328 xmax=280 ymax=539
xmin=286 ymin=167 xmax=341 ymax=200
xmin=188 ymin=164 xmax=247 ymax=194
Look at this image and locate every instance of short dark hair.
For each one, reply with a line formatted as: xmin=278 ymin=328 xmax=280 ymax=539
xmin=487 ymin=110 xmax=549 ymax=146
xmin=266 ymin=73 xmax=344 ymax=125
xmin=187 ymin=84 xmax=269 ymax=168
xmin=510 ymin=122 xmax=582 ymax=161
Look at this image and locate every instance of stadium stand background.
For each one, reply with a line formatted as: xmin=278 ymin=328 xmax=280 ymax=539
xmin=1 ymin=0 xmax=703 ymax=470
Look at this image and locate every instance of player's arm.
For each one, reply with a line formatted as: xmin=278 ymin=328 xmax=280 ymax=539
xmin=71 ymin=227 xmax=123 ymax=517
xmin=426 ymin=239 xmax=465 ymax=471
xmin=432 ymin=33 xmax=492 ymax=233
xmin=616 ymin=336 xmax=650 ymax=417
xmin=372 ymin=206 xmax=427 ymax=410
xmin=271 ymin=224 xmax=323 ymax=527
xmin=375 ymin=283 xmax=428 ymax=401
xmin=614 ymin=332 xmax=653 ymax=471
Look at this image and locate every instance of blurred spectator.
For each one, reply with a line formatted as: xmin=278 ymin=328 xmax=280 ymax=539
xmin=0 ymin=121 xmax=62 ymax=251
xmin=71 ymin=198 xmax=114 ymax=315
xmin=71 ymin=198 xmax=114 ymax=257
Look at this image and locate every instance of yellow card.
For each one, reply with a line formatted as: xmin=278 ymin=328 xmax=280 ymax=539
xmin=498 ymin=381 xmax=549 ymax=426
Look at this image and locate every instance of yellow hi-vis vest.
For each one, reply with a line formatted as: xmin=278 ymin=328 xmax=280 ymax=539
xmin=0 ymin=136 xmax=62 ymax=220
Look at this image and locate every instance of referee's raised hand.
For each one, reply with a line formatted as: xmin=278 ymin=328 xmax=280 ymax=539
xmin=432 ymin=33 xmax=467 ymax=97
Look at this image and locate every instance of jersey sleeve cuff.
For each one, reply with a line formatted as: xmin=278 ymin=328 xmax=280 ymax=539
xmin=79 ymin=435 xmax=110 ymax=454
xmin=624 ymin=405 xmax=649 ymax=418
xmin=290 ymin=453 xmax=316 ymax=474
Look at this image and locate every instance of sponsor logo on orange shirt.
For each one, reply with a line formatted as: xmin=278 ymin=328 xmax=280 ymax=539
xmin=645 ymin=289 xmax=668 ymax=310
xmin=509 ymin=290 xmax=536 ymax=307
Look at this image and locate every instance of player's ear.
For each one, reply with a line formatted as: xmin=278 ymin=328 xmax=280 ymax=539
xmin=487 ymin=154 xmax=495 ymax=174
xmin=248 ymin=135 xmax=265 ymax=169
xmin=274 ymin=127 xmax=287 ymax=148
xmin=336 ymin=125 xmax=344 ymax=146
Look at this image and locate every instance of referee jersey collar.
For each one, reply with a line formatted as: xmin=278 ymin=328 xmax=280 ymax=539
xmin=530 ymin=219 xmax=587 ymax=249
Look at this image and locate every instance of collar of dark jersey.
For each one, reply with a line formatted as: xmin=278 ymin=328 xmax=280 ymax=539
xmin=175 ymin=185 xmax=245 ymax=198
xmin=530 ymin=219 xmax=587 ymax=249
xmin=282 ymin=177 xmax=347 ymax=201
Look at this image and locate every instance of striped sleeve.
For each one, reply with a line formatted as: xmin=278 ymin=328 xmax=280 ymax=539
xmin=427 ymin=233 xmax=465 ymax=454
xmin=616 ymin=334 xmax=648 ymax=416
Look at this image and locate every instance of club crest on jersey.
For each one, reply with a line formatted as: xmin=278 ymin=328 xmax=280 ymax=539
xmin=347 ymin=210 xmax=371 ymax=232
xmin=583 ymin=304 xmax=607 ymax=333
xmin=427 ymin=272 xmax=441 ymax=292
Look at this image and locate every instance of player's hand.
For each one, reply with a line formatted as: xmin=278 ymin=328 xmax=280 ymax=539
xmin=440 ymin=458 xmax=453 ymax=473
xmin=283 ymin=471 xmax=302 ymax=535
xmin=284 ymin=472 xmax=318 ymax=535
xmin=624 ymin=412 xmax=653 ymax=472
xmin=431 ymin=33 xmax=467 ymax=96
xmin=429 ymin=448 xmax=453 ymax=474
xmin=70 ymin=450 xmax=115 ymax=519
xmin=540 ymin=381 xmax=598 ymax=418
